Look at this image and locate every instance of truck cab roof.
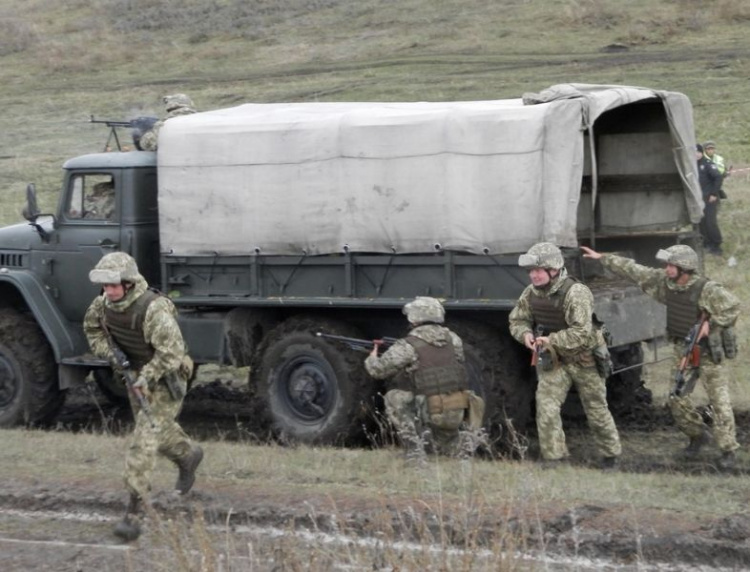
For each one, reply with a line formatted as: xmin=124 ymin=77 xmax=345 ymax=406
xmin=63 ymin=151 xmax=156 ymax=170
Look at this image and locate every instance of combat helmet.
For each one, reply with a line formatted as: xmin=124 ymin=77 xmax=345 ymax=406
xmin=655 ymin=245 xmax=699 ymax=271
xmin=403 ymin=296 xmax=445 ymax=325
xmin=163 ymin=93 xmax=194 ymax=112
xmin=518 ymin=242 xmax=564 ymax=270
xmin=89 ymin=252 xmax=142 ymax=284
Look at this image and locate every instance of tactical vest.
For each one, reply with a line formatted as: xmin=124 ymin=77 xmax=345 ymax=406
xmin=405 ymin=334 xmax=468 ymax=397
xmin=103 ymin=289 xmax=161 ymax=370
xmin=528 ymin=276 xmax=576 ymax=333
xmin=665 ymin=278 xmax=708 ymax=339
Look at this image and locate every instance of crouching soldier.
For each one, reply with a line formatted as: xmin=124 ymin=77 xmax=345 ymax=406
xmin=84 ymin=252 xmax=203 ymax=541
xmin=364 ymin=296 xmax=485 ymax=464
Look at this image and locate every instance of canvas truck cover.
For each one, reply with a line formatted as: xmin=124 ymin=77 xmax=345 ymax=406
xmin=157 ymin=84 xmax=702 ymax=257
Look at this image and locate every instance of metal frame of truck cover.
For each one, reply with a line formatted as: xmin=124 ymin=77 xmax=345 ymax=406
xmin=162 ymin=249 xmax=666 ymax=351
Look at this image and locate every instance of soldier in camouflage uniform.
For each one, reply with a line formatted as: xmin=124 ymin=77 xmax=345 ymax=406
xmin=582 ymin=244 xmax=740 ymax=469
xmin=139 ymin=93 xmax=197 ymax=152
xmin=509 ymin=243 xmax=621 ymax=470
xmin=83 ymin=180 xmax=116 ymax=220
xmin=364 ymin=297 xmax=484 ymax=463
xmin=84 ymin=252 xmax=203 ymax=541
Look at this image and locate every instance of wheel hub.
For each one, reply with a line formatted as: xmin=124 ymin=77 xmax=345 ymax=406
xmin=283 ymin=361 xmax=332 ymax=420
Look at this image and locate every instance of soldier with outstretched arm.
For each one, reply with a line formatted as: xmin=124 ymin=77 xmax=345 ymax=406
xmin=84 ymin=252 xmax=204 ymax=541
xmin=581 ymin=244 xmax=740 ymax=469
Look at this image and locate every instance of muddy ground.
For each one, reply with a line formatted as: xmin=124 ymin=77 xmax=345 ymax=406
xmin=2 ymin=381 xmax=750 ymax=571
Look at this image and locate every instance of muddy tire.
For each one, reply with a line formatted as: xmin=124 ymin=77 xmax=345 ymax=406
xmin=607 ymin=343 xmax=652 ymax=417
xmin=93 ymin=369 xmax=128 ymax=405
xmin=252 ymin=316 xmax=378 ymax=445
xmin=0 ymin=307 xmax=64 ymax=427
xmin=447 ymin=320 xmax=534 ymax=451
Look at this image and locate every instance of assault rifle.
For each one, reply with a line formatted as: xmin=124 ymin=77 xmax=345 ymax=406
xmin=316 ymin=333 xmax=398 ymax=353
xmin=530 ymin=325 xmax=552 ymax=371
xmin=89 ymin=115 xmax=158 ymax=152
xmin=671 ymin=314 xmax=708 ymax=398
xmin=100 ymin=319 xmax=156 ymax=427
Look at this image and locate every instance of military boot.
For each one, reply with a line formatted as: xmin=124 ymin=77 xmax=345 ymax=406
xmin=600 ymin=456 xmax=619 ymax=472
xmin=717 ymin=451 xmax=736 ymax=470
xmin=113 ymin=494 xmax=142 ymax=542
xmin=680 ymin=430 xmax=710 ymax=459
xmin=175 ymin=444 xmax=204 ymax=495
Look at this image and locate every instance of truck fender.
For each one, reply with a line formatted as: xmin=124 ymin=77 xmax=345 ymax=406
xmin=0 ymin=269 xmax=88 ymax=362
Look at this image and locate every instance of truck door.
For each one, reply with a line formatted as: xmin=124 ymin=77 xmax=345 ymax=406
xmin=40 ymin=171 xmax=123 ymax=323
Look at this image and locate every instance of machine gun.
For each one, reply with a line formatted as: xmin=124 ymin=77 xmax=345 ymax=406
xmin=671 ymin=315 xmax=708 ymax=398
xmin=90 ymin=115 xmax=158 ymax=152
xmin=316 ymin=333 xmax=398 ymax=354
xmin=100 ymin=319 xmax=156 ymax=427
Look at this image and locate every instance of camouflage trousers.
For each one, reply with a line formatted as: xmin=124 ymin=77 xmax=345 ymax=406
xmin=536 ymin=362 xmax=621 ymax=461
xmin=384 ymin=389 xmax=466 ymax=457
xmin=667 ymin=343 xmax=739 ymax=453
xmin=124 ymin=375 xmax=193 ymax=499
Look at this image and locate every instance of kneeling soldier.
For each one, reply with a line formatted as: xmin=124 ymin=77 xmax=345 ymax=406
xmin=364 ymin=296 xmax=484 ymax=463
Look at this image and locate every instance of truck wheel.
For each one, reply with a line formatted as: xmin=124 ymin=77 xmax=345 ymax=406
xmin=448 ymin=320 xmax=534 ymax=452
xmin=93 ymin=369 xmax=128 ymax=406
xmin=252 ymin=317 xmax=377 ymax=445
xmin=0 ymin=307 xmax=63 ymax=427
xmin=607 ymin=343 xmax=652 ymax=417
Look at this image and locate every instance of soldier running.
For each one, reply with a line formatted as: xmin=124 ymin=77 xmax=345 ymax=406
xmin=84 ymin=252 xmax=203 ymax=541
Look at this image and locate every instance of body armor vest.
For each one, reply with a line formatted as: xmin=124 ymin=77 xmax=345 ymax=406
xmin=104 ymin=289 xmax=161 ymax=370
xmin=528 ymin=276 xmax=576 ymax=333
xmin=665 ymin=278 xmax=708 ymax=339
xmin=405 ymin=334 xmax=468 ymax=397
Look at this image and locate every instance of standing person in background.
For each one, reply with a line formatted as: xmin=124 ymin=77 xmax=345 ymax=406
xmin=139 ymin=94 xmax=197 ymax=152
xmin=508 ymin=242 xmax=621 ymax=471
xmin=703 ymin=141 xmax=729 ymax=179
xmin=696 ymin=144 xmax=724 ymax=256
xmin=84 ymin=252 xmax=203 ymax=541
xmin=581 ymin=244 xmax=740 ymax=470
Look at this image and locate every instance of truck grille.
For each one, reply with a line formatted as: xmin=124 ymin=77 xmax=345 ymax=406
xmin=0 ymin=252 xmax=26 ymax=268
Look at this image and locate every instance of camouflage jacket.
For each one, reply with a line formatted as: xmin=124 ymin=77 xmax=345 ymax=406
xmin=508 ymin=269 xmax=600 ymax=357
xmin=83 ymin=275 xmax=189 ymax=384
xmin=139 ymin=106 xmax=196 ymax=151
xmin=600 ymin=254 xmax=740 ymax=328
xmin=364 ymin=324 xmax=464 ymax=381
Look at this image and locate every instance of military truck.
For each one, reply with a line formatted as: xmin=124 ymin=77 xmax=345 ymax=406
xmin=0 ymin=84 xmax=704 ymax=444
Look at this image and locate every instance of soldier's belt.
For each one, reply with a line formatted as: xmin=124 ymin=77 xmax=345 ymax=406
xmin=559 ymin=351 xmax=595 ymax=367
xmin=427 ymin=391 xmax=469 ymax=415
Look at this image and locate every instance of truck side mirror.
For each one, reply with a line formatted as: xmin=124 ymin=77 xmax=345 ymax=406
xmin=22 ymin=183 xmax=54 ymax=242
xmin=22 ymin=183 xmax=40 ymax=221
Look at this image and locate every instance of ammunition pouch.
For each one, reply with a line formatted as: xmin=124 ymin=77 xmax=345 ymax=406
xmin=593 ymin=345 xmax=613 ymax=379
xmin=721 ymin=327 xmax=737 ymax=359
xmin=707 ymin=330 xmax=724 ymax=364
xmin=426 ymin=390 xmax=470 ymax=415
xmin=466 ymin=391 xmax=485 ymax=431
xmin=161 ymin=371 xmax=186 ymax=401
xmin=536 ymin=342 xmax=558 ymax=372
